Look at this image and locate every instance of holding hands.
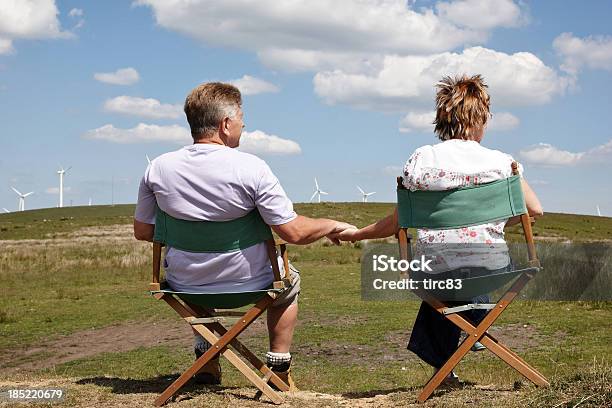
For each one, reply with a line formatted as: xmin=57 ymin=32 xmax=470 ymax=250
xmin=326 ymin=221 xmax=360 ymax=245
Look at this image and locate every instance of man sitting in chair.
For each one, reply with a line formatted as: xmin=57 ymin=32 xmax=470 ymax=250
xmin=133 ymin=82 xmax=355 ymax=388
xmin=331 ymin=74 xmax=543 ymax=385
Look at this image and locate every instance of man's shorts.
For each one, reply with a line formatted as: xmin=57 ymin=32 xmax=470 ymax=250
xmin=272 ymin=262 xmax=301 ymax=307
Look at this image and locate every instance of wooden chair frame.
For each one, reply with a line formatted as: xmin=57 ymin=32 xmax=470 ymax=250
xmin=397 ymin=162 xmax=549 ymax=402
xmin=149 ymin=238 xmax=293 ymax=406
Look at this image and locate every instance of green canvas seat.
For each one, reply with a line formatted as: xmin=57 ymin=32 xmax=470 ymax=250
xmin=148 ymin=207 xmax=294 ymax=406
xmin=152 ymin=288 xmax=284 ymax=309
xmin=411 ymin=267 xmax=537 ymax=302
xmin=396 ymin=162 xmax=549 ymax=402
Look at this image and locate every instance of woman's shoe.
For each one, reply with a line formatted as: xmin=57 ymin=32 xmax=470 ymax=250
xmin=471 ymin=341 xmax=486 ymax=352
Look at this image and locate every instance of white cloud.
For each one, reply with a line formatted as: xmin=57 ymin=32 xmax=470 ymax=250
xmin=399 ymin=111 xmax=435 ymax=133
xmin=0 ymin=37 xmax=12 ymax=54
xmin=82 ymin=123 xmax=190 ymax=144
xmin=238 ymin=130 xmax=302 ymax=156
xmin=519 ymin=139 xmax=612 ymax=167
xmin=94 ymin=67 xmax=140 ymax=85
xmin=230 ymin=75 xmax=279 ymax=95
xmin=399 ymin=110 xmax=519 ymax=133
xmin=68 ymin=8 xmax=83 ymax=17
xmin=0 ymin=0 xmax=70 ymax=54
xmin=257 ymin=48 xmax=383 ymax=74
xmin=46 ymin=186 xmax=71 ymax=194
xmin=488 ymin=112 xmax=520 ymax=131
xmin=104 ymin=96 xmax=183 ymax=119
xmin=436 ymin=0 xmax=525 ymax=30
xmin=135 ymin=0 xmax=498 ymax=72
xmin=553 ymin=32 xmax=612 ymax=75
xmin=82 ymin=124 xmax=301 ymax=155
xmin=519 ymin=143 xmax=584 ymax=167
xmin=315 ymin=47 xmax=569 ymax=112
xmin=68 ymin=8 xmax=85 ymax=30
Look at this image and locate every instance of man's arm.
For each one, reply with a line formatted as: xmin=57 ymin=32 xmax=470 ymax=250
xmin=272 ymin=215 xmax=355 ymax=245
xmin=134 ymin=219 xmax=154 ymax=242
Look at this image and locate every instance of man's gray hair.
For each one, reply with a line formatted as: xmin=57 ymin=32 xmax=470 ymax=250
xmin=184 ymin=82 xmax=242 ymax=140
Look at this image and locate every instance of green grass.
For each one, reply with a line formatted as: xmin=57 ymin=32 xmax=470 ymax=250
xmin=2 ymin=203 xmax=611 ymax=241
xmin=0 ymin=205 xmax=610 ymax=407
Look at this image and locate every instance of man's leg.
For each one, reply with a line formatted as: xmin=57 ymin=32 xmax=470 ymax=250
xmin=267 ymin=302 xmax=298 ymax=352
xmin=265 ymin=266 xmax=300 ymax=390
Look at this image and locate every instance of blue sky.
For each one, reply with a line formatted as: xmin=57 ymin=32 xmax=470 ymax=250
xmin=0 ymin=0 xmax=611 ymax=215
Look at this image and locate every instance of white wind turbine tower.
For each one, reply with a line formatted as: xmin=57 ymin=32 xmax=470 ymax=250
xmin=597 ymin=205 xmax=602 ymax=217
xmin=57 ymin=165 xmax=71 ymax=208
xmin=11 ymin=187 xmax=34 ymax=212
xmin=357 ymin=186 xmax=376 ymax=203
xmin=310 ymin=178 xmax=328 ymax=203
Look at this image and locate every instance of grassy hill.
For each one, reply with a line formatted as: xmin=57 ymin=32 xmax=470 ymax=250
xmin=0 ymin=203 xmax=610 ymax=407
xmin=1 ymin=203 xmax=610 ymax=241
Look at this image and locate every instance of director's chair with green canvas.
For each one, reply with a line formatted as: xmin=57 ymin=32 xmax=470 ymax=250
xmin=396 ymin=162 xmax=550 ymax=402
xmin=148 ymin=206 xmax=294 ymax=406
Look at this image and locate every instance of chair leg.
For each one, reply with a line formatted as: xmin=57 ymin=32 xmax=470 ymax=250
xmin=418 ymin=274 xmax=548 ymax=402
xmin=479 ymin=334 xmax=549 ymax=386
xmin=186 ymin=304 xmax=290 ymax=392
xmin=154 ymin=295 xmax=281 ymax=406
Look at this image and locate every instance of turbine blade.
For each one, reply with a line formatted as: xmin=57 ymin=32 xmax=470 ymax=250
xmin=24 ymin=192 xmax=34 ymax=197
xmin=314 ymin=178 xmax=319 ymax=190
xmin=11 ymin=187 xmax=21 ymax=195
xmin=367 ymin=192 xmax=376 ymax=196
xmin=357 ymin=186 xmax=364 ymax=194
xmin=65 ymin=166 xmax=72 ymax=172
xmin=146 ymin=154 xmax=151 ymax=164
xmin=320 ymin=191 xmax=329 ymax=195
xmin=310 ymin=191 xmax=318 ymax=202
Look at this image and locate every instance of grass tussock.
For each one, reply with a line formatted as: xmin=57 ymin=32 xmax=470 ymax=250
xmin=520 ymin=359 xmax=611 ymax=407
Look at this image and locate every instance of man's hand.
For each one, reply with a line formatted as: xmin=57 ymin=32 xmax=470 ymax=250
xmin=326 ymin=222 xmax=358 ymax=245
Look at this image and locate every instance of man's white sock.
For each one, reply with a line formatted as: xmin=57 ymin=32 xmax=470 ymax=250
xmin=266 ymin=351 xmax=292 ymax=367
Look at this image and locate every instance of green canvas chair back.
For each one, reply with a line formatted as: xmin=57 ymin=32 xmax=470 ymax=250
xmin=397 ymin=175 xmax=527 ymax=229
xmin=153 ymin=206 xmax=273 ymax=252
xmin=397 ymin=175 xmax=537 ymax=300
xmin=151 ymin=207 xmax=283 ymax=308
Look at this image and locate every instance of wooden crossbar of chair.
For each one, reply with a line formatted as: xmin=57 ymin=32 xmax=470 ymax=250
xmin=396 ymin=162 xmax=549 ymax=402
xmin=149 ymin=237 xmax=293 ymax=406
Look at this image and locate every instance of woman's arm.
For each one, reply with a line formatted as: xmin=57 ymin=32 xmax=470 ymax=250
xmin=507 ymin=178 xmax=544 ymax=226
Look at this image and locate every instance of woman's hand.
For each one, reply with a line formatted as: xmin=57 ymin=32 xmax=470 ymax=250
xmin=328 ymin=227 xmax=360 ymax=243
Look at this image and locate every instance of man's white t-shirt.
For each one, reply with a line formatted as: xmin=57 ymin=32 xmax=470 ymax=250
xmin=402 ymin=139 xmax=524 ymax=272
xmin=134 ymin=144 xmax=297 ymax=292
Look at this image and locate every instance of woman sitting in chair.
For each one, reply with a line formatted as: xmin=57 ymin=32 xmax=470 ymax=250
xmin=332 ymin=74 xmax=543 ymax=383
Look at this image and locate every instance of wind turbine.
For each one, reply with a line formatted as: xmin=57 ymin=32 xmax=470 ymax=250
xmin=146 ymin=154 xmax=151 ymax=164
xmin=57 ymin=165 xmax=71 ymax=208
xmin=357 ymin=186 xmax=376 ymax=203
xmin=88 ymin=198 xmax=92 ymax=206
xmin=597 ymin=205 xmax=602 ymax=217
xmin=2 ymin=208 xmax=9 ymax=213
xmin=310 ymin=178 xmax=328 ymax=203
xmin=11 ymin=187 xmax=34 ymax=211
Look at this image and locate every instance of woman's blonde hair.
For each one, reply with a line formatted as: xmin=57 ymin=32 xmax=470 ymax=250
xmin=433 ymin=74 xmax=491 ymax=141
